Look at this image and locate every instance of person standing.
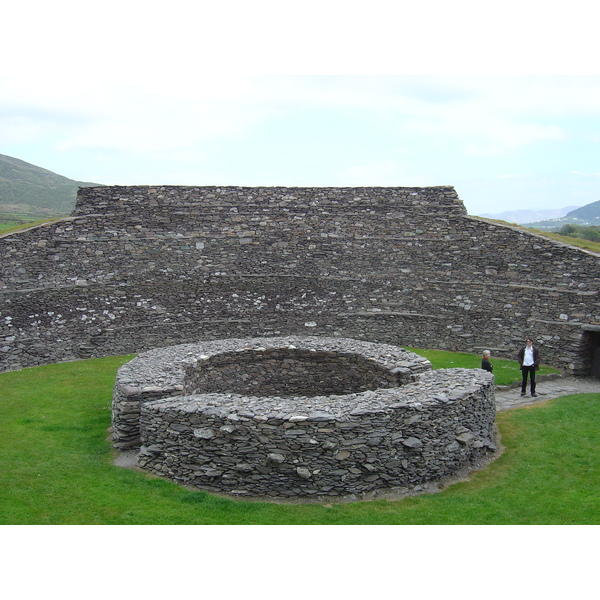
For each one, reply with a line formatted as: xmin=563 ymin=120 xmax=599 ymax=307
xmin=481 ymin=350 xmax=493 ymax=373
xmin=517 ymin=338 xmax=540 ymax=397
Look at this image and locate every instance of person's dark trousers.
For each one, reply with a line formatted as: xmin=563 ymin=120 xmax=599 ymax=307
xmin=521 ymin=365 xmax=536 ymax=395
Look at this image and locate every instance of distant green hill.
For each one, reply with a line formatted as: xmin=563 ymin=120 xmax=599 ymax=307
xmin=0 ymin=154 xmax=101 ymax=217
xmin=566 ymin=199 xmax=600 ymax=220
xmin=523 ymin=199 xmax=600 ymax=229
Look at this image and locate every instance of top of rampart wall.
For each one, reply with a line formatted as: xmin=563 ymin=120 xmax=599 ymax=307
xmin=73 ymin=185 xmax=467 ymax=217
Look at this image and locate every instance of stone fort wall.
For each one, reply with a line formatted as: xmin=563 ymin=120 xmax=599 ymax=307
xmin=1 ymin=185 xmax=599 ymax=373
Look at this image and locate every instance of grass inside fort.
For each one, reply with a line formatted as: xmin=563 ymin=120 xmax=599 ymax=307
xmin=1 ymin=352 xmax=597 ymax=525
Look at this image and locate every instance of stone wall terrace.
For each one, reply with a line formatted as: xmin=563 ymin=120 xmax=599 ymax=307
xmin=1 ymin=186 xmax=599 ymax=373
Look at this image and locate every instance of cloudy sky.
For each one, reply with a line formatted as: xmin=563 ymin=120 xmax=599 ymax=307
xmin=2 ymin=1 xmax=600 ymax=217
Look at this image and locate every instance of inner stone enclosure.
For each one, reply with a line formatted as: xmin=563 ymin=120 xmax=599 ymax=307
xmin=183 ymin=348 xmax=405 ymax=397
xmin=113 ymin=337 xmax=497 ymax=500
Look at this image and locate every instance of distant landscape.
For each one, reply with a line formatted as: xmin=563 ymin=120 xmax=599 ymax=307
xmin=0 ymin=153 xmax=99 ymax=220
xmin=520 ymin=201 xmax=600 ymax=229
xmin=480 ymin=206 xmax=580 ymax=224
xmin=481 ymin=202 xmax=600 ymax=228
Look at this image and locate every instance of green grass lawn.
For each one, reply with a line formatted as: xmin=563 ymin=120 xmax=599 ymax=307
xmin=0 ymin=353 xmax=597 ymax=525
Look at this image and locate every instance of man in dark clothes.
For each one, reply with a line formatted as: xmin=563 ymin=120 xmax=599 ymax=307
xmin=517 ymin=337 xmax=540 ymax=397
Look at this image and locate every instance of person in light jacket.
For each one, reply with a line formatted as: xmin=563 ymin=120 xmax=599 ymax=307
xmin=517 ymin=337 xmax=540 ymax=397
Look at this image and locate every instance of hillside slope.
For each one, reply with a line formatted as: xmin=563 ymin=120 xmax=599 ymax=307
xmin=0 ymin=154 xmax=100 ymax=216
xmin=566 ymin=199 xmax=600 ymax=220
xmin=522 ymin=199 xmax=600 ymax=229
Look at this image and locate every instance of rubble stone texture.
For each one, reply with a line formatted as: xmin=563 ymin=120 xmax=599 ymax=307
xmin=1 ymin=185 xmax=599 ymax=374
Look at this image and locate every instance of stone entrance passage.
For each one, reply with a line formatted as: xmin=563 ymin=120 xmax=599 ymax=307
xmin=112 ymin=337 xmax=496 ymax=500
xmin=581 ymin=327 xmax=600 ymax=378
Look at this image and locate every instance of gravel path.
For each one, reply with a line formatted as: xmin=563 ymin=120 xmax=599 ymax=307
xmin=495 ymin=376 xmax=599 ymax=411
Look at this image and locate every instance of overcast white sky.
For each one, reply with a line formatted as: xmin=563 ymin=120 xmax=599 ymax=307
xmin=2 ymin=0 xmax=600 ymax=216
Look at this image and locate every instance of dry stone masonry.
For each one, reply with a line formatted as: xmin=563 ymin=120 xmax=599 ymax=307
xmin=112 ymin=336 xmax=432 ymax=450
xmin=113 ymin=337 xmax=496 ymax=499
xmin=1 ymin=185 xmax=600 ymax=374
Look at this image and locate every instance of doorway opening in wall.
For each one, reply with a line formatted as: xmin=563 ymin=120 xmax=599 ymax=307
xmin=580 ymin=327 xmax=600 ymax=378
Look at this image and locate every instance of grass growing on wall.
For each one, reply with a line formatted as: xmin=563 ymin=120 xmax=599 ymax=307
xmin=532 ymin=230 xmax=600 ymax=254
xmin=0 ymin=353 xmax=596 ymax=525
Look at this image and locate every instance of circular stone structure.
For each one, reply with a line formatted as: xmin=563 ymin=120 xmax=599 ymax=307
xmin=112 ymin=337 xmax=496 ymax=500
